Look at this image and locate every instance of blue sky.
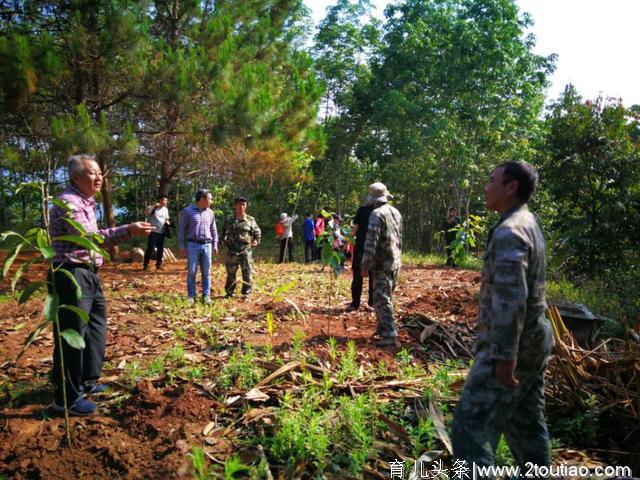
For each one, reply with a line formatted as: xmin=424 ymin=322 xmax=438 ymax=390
xmin=307 ymin=0 xmax=640 ymax=106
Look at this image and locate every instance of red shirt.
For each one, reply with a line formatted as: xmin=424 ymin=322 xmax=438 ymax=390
xmin=314 ymin=217 xmax=325 ymax=237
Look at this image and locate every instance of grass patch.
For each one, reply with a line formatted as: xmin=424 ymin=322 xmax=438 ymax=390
xmin=547 ymin=278 xmax=623 ymax=337
xmin=403 ymin=251 xmax=482 ymax=270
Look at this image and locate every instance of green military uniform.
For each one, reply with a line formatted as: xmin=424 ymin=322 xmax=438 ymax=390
xmin=360 ymin=203 xmax=403 ymax=338
xmin=222 ymin=214 xmax=261 ymax=296
xmin=452 ymin=204 xmax=554 ymax=472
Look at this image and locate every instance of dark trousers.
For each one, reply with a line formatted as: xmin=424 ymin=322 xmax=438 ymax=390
xmin=304 ymin=240 xmax=315 ymax=263
xmin=351 ymin=253 xmax=373 ymax=307
xmin=144 ymin=231 xmax=165 ymax=268
xmin=446 ymin=245 xmax=456 ymax=267
xmin=279 ymin=238 xmax=294 ymax=263
xmin=50 ymin=265 xmax=106 ymax=404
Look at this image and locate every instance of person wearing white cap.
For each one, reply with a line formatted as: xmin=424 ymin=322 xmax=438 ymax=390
xmin=360 ymin=182 xmax=403 ymax=347
xmin=277 ymin=212 xmax=298 ymax=263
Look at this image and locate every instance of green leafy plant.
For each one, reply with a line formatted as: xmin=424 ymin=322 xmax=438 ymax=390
xmin=339 ymin=394 xmax=377 ymax=474
xmin=219 ymin=345 xmax=263 ymax=390
xmin=189 ymin=446 xmax=208 ymax=480
xmin=268 ymin=390 xmax=331 ymax=472
xmin=409 ymin=417 xmax=437 ymax=458
xmin=447 ymin=214 xmax=485 ymax=266
xmin=291 ymin=329 xmax=306 ymax=361
xmin=327 ymin=336 xmax=338 ymax=362
xmin=337 ymin=340 xmax=359 ymax=382
xmin=495 ymin=435 xmax=515 ymax=466
xmin=554 ymin=394 xmax=599 ymax=445
xmin=223 ymin=454 xmax=251 ymax=479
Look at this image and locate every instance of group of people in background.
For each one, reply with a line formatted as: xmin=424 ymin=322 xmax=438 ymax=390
xmin=137 ymin=182 xmax=405 ymax=350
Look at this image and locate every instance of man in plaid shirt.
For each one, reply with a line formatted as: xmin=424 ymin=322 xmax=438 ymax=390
xmin=178 ymin=189 xmax=219 ymax=304
xmin=49 ymin=154 xmax=153 ymax=416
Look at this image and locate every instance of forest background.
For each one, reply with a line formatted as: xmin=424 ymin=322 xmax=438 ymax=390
xmin=1 ymin=0 xmax=639 ymax=328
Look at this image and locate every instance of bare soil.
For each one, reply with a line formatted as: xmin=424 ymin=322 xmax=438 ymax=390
xmin=0 ymin=255 xmax=632 ymax=478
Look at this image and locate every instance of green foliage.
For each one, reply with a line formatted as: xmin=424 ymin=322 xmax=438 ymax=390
xmin=189 ymin=446 xmax=208 ymax=480
xmin=268 ymin=390 xmax=332 ymax=470
xmin=409 ymin=417 xmax=437 ymax=458
xmin=347 ymin=0 xmax=553 ymax=250
xmin=541 ymin=87 xmax=640 ymax=275
xmin=291 ymin=330 xmax=306 ymax=361
xmin=165 ymin=345 xmax=186 ymax=366
xmin=219 ymin=345 xmax=263 ymax=390
xmin=553 ymin=395 xmax=599 ymax=446
xmin=446 ymin=214 xmax=486 ymax=266
xmin=267 ymin=389 xmax=380 ymax=475
xmin=396 ymin=348 xmax=426 ymax=379
xmin=339 ymin=394 xmax=377 ymax=474
xmin=337 ymin=340 xmax=360 ymax=382
xmin=223 ymin=455 xmax=251 ymax=479
xmin=495 ymin=435 xmax=515 ymax=466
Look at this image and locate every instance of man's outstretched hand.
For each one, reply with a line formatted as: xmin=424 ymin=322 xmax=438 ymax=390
xmin=129 ymin=222 xmax=154 ymax=237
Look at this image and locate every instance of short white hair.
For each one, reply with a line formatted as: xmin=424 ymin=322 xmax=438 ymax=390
xmin=68 ymin=154 xmax=96 ymax=179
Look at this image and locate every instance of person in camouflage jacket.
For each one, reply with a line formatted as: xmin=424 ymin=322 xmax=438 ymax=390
xmin=360 ymin=182 xmax=403 ymax=348
xmin=222 ymin=197 xmax=261 ymax=297
xmin=452 ymin=161 xmax=554 ymax=474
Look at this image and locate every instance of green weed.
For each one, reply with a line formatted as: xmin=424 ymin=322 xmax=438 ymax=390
xmin=223 ymin=454 xmax=251 ymax=479
xmin=409 ymin=417 xmax=437 ymax=458
xmin=183 ymin=366 xmax=204 ymax=381
xmin=291 ymin=330 xmax=306 ymax=361
xmin=166 ymin=345 xmax=186 ymax=366
xmin=337 ymin=340 xmax=359 ymax=382
xmin=554 ymin=394 xmax=599 ymax=445
xmin=375 ymin=360 xmax=391 ymax=377
xmin=219 ymin=345 xmax=263 ymax=390
xmin=495 ymin=435 xmax=515 ymax=466
xmin=339 ymin=394 xmax=377 ymax=474
xmin=327 ymin=336 xmax=338 ymax=362
xmin=396 ymin=348 xmax=426 ymax=378
xmin=190 ymin=446 xmax=208 ymax=480
xmin=124 ymin=361 xmax=143 ymax=387
xmin=146 ymin=356 xmax=165 ymax=377
xmin=268 ymin=390 xmax=331 ymax=471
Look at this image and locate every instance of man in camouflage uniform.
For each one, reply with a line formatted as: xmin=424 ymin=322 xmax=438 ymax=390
xmin=452 ymin=161 xmax=554 ymax=476
xmin=360 ymin=182 xmax=403 ymax=348
xmin=222 ymin=197 xmax=261 ymax=298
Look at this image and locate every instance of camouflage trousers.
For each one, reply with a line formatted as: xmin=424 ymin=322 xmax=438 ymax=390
xmin=225 ymin=250 xmax=254 ymax=295
xmin=451 ymin=349 xmax=551 ymax=477
xmin=371 ymin=269 xmax=399 ymax=338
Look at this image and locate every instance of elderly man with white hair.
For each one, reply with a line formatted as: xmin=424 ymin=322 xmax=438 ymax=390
xmin=49 ymin=154 xmax=154 ymax=415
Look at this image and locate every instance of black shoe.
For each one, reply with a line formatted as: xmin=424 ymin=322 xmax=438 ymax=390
xmin=225 ymin=293 xmax=235 ymax=299
xmin=346 ymin=304 xmax=359 ymax=311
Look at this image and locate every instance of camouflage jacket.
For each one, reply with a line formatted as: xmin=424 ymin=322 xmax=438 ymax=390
xmin=222 ymin=214 xmax=261 ymax=254
xmin=476 ymin=204 xmax=554 ymax=361
xmin=361 ymin=203 xmax=403 ymax=272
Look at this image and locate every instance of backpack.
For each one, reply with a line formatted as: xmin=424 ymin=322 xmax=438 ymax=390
xmin=275 ymin=222 xmax=286 ymax=237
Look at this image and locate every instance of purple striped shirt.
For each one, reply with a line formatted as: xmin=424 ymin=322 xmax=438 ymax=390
xmin=49 ymin=186 xmax=131 ymax=267
xmin=178 ymin=204 xmax=218 ymax=248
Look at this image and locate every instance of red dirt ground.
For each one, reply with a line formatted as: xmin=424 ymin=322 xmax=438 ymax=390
xmin=1 ymin=256 xmax=625 ymax=478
